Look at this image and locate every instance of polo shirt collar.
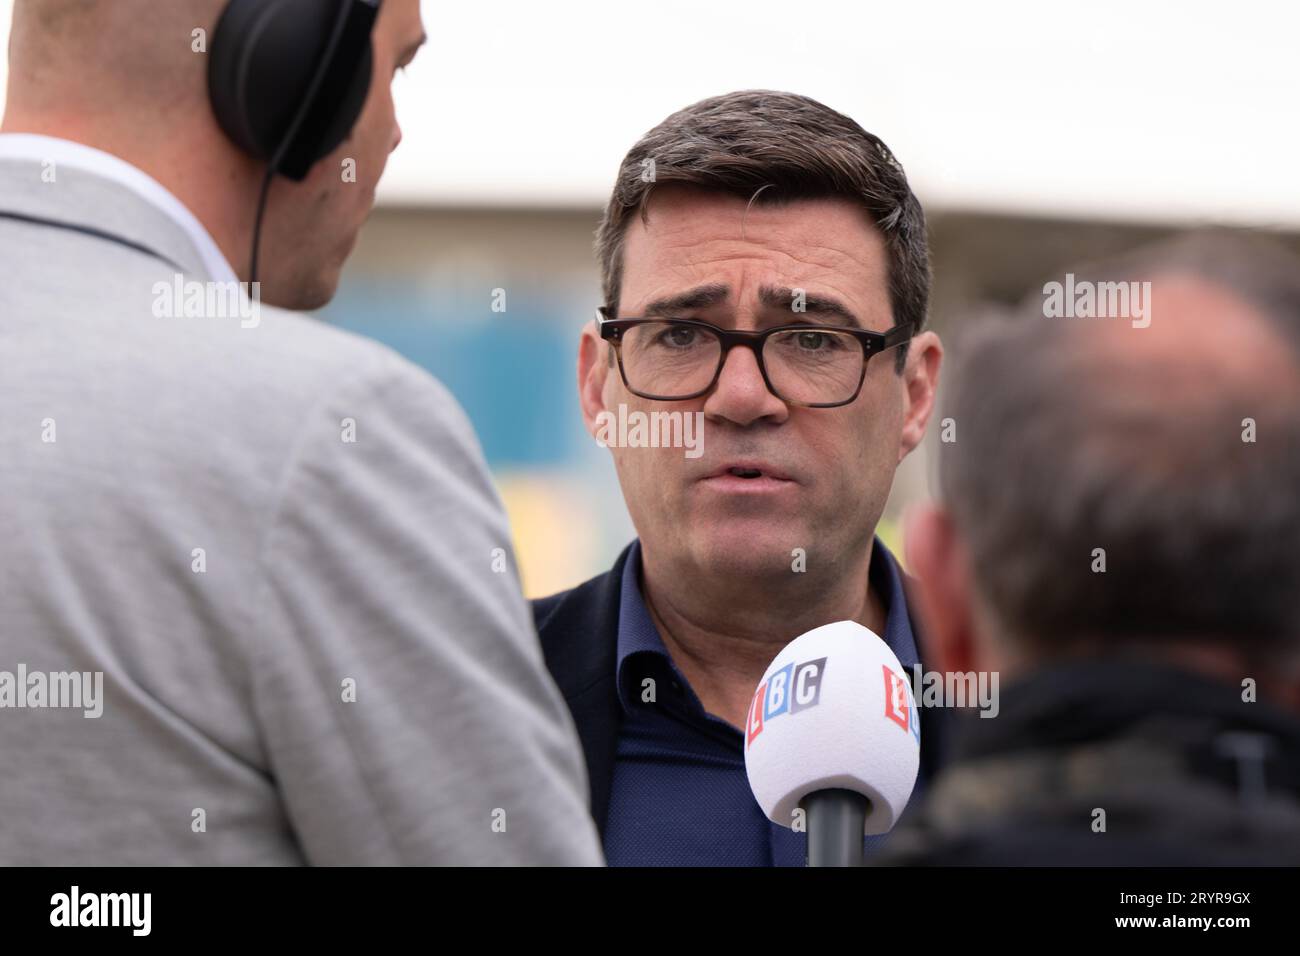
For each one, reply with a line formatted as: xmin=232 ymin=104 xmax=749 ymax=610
xmin=614 ymin=536 xmax=921 ymax=716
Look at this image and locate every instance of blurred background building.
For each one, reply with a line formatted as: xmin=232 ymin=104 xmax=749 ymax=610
xmin=4 ymin=0 xmax=1297 ymax=595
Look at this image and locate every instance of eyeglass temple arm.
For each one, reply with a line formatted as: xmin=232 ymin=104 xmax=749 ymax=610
xmin=880 ymin=323 xmax=914 ymax=351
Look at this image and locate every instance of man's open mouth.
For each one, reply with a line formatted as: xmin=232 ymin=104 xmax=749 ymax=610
xmin=703 ymin=462 xmax=795 ymax=483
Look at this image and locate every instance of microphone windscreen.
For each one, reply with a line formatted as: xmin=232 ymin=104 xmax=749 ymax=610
xmin=743 ymin=620 xmax=920 ymax=834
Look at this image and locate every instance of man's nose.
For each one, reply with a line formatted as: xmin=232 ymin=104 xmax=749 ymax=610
xmin=702 ymin=345 xmax=789 ymax=427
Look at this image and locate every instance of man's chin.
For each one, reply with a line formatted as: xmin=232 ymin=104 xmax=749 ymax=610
xmin=260 ymin=282 xmax=336 ymax=312
xmin=258 ymin=260 xmax=345 ymax=312
xmin=685 ymin=520 xmax=809 ymax=576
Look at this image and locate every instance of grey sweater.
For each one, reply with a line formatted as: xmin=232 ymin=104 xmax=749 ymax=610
xmin=0 ymin=153 xmax=603 ymax=865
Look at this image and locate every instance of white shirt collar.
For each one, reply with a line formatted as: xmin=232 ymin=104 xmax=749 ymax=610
xmin=0 ymin=133 xmax=240 ymax=284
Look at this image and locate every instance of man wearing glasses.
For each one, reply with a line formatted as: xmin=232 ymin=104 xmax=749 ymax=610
xmin=533 ymin=90 xmax=945 ymax=865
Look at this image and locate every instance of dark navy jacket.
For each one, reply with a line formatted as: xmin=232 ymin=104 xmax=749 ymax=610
xmin=531 ymin=541 xmax=950 ymax=837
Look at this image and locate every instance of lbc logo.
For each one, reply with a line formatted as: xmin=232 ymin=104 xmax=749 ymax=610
xmin=883 ymin=665 xmax=921 ymax=745
xmin=746 ymin=657 xmax=827 ymax=748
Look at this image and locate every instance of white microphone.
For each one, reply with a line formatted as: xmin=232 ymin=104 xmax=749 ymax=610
xmin=743 ymin=620 xmax=921 ymax=866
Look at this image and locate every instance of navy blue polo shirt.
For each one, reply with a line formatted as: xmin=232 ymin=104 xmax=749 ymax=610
xmin=603 ymin=538 xmax=924 ymax=866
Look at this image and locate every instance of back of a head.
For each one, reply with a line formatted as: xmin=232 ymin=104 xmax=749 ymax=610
xmin=4 ymin=0 xmax=421 ymax=309
xmin=8 ymin=0 xmax=223 ymax=115
xmin=941 ymin=231 xmax=1300 ymax=669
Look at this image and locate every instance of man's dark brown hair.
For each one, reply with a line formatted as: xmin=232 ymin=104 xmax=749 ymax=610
xmin=940 ymin=231 xmax=1300 ymax=666
xmin=595 ymin=90 xmax=930 ymax=372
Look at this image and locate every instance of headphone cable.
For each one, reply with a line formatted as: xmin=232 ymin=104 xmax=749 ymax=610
xmin=244 ymin=2 xmax=354 ymax=293
xmin=247 ymin=165 xmax=275 ymax=290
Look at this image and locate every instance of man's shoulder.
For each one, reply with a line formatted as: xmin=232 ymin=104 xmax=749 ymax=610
xmin=3 ymin=233 xmax=475 ymax=518
xmin=3 ymin=220 xmax=425 ymax=404
xmin=530 ymin=543 xmax=636 ymax=686
xmin=160 ymin=294 xmax=430 ymax=400
xmin=531 ymin=545 xmax=632 ymax=637
xmin=235 ymin=303 xmax=446 ymax=408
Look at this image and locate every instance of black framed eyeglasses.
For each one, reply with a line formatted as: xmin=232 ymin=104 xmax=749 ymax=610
xmin=597 ymin=309 xmax=914 ymax=408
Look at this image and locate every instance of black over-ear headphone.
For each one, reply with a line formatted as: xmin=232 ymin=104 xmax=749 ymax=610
xmin=208 ymin=0 xmax=383 ymax=283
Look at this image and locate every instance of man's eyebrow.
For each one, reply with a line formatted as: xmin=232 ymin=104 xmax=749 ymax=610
xmin=399 ymin=32 xmax=428 ymax=66
xmin=640 ymin=283 xmax=731 ymax=317
xmin=759 ymin=285 xmax=861 ymax=328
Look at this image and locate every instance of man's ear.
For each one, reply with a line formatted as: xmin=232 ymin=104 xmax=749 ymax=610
xmin=904 ymin=502 xmax=979 ymax=677
xmin=578 ymin=321 xmax=612 ymax=439
xmin=899 ymin=330 xmax=942 ymax=463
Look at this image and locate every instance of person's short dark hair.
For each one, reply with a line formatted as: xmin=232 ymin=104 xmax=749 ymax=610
xmin=595 ymin=90 xmax=930 ymax=372
xmin=941 ymin=230 xmax=1300 ymax=666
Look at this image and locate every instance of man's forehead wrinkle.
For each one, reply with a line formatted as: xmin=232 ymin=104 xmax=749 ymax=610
xmin=621 ymin=197 xmax=893 ymax=323
xmin=635 ymin=238 xmax=879 ymax=298
xmin=640 ymin=214 xmax=878 ymax=265
xmin=631 ymin=252 xmax=863 ymax=308
xmin=623 ymin=256 xmax=891 ymax=334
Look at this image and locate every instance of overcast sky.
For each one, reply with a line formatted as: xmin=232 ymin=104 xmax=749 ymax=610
xmin=2 ymin=0 xmax=1296 ymax=225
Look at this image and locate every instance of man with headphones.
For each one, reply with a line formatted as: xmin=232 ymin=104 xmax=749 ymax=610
xmin=0 ymin=0 xmax=604 ymax=865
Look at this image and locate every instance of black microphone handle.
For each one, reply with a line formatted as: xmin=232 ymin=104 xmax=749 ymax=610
xmin=801 ymin=789 xmax=870 ymax=867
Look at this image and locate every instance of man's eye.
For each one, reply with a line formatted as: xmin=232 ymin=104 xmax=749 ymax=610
xmin=658 ymin=327 xmax=698 ymax=348
xmin=794 ymin=330 xmax=836 ymax=350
